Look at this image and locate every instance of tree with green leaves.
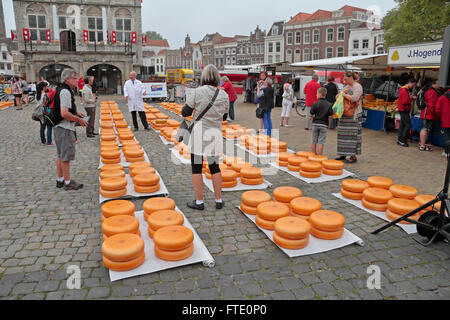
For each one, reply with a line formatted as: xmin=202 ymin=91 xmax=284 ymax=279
xmin=383 ymin=0 xmax=450 ymax=47
xmin=144 ymin=31 xmax=164 ymax=40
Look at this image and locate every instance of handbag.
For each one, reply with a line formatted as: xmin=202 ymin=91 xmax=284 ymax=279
xmin=255 ymin=107 xmax=264 ymax=119
xmin=176 ymin=88 xmax=220 ymax=143
xmin=343 ymin=97 xmax=357 ymax=117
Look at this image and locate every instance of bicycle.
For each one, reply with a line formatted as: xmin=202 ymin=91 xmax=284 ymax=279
xmin=295 ymin=99 xmax=307 ymax=117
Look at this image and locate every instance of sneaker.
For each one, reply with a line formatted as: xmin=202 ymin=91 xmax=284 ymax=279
xmin=56 ymin=180 xmax=64 ymax=188
xmin=216 ymin=201 xmax=224 ymax=210
xmin=442 ymin=151 xmax=448 ymax=157
xmin=280 ymin=124 xmax=285 ymax=127
xmin=397 ymin=140 xmax=408 ymax=147
xmin=285 ymin=124 xmax=294 ymax=127
xmin=187 ymin=200 xmax=204 ymax=211
xmin=46 ymin=143 xmax=55 ymax=146
xmin=63 ymin=180 xmax=84 ymax=190
xmin=304 ymin=128 xmax=309 ymax=131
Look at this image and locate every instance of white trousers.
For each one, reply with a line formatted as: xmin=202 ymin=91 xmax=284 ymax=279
xmin=281 ymin=99 xmax=293 ymax=117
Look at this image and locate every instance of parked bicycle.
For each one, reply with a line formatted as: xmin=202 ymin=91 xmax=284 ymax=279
xmin=295 ymin=99 xmax=307 ymax=117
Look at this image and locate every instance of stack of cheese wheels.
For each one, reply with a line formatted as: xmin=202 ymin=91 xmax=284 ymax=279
xmin=341 ymin=179 xmax=369 ymax=200
xmin=133 ymin=172 xmax=160 ymax=194
xmin=277 ymin=152 xmax=295 ymax=167
xmin=308 ymin=155 xmax=328 ymax=163
xmin=271 ymin=140 xmax=288 ymax=153
xmin=322 ymin=160 xmax=344 ymax=176
xmin=118 ymin=131 xmax=135 ymax=142
xmin=102 ymin=215 xmax=140 ymax=241
xmin=389 ymin=184 xmax=418 ymax=200
xmin=143 ymin=197 xmax=176 ymax=222
xmin=101 ymin=148 xmax=121 ymax=165
xmin=100 ymin=164 xmax=125 ymax=180
xmin=367 ymin=176 xmax=393 ymax=190
xmin=121 ymin=140 xmax=140 ymax=148
xmin=256 ymin=201 xmax=290 ymax=230
xmin=123 ymin=145 xmax=145 ymax=163
xmin=362 ymin=187 xmax=393 ymax=211
xmin=130 ymin=166 xmax=156 ymax=179
xmin=101 ymin=121 xmax=114 ymax=130
xmin=415 ymin=194 xmax=441 ymax=212
xmin=250 ymin=136 xmax=271 ymax=155
xmin=102 ymin=233 xmax=145 ymax=271
xmin=220 ymin=170 xmax=239 ymax=188
xmin=273 ymin=216 xmax=311 ymax=249
xmin=290 ymin=197 xmax=322 ymax=220
xmin=239 ymin=135 xmax=251 ymax=147
xmin=147 ymin=210 xmax=184 ymax=238
xmin=153 ymin=225 xmax=194 ymax=261
xmin=129 ymin=161 xmax=152 ymax=172
xmin=240 ymin=190 xmax=271 ymax=215
xmin=240 ymin=167 xmax=264 ymax=185
xmin=114 ymin=120 xmax=128 ymax=128
xmin=296 ymin=151 xmax=315 ymax=158
xmin=231 ymin=161 xmax=253 ymax=174
xmin=223 ymin=156 xmax=243 ymax=168
xmin=386 ymin=198 xmax=421 ymax=223
xmin=204 ymin=163 xmax=228 ymax=180
xmin=310 ymin=210 xmax=345 ymax=240
xmin=299 ymin=161 xmax=322 ymax=178
xmin=287 ymin=156 xmax=308 ymax=172
xmin=100 ymin=176 xmax=127 ymax=198
xmin=101 ymin=199 xmax=135 ymax=222
xmin=273 ymin=187 xmax=302 ymax=209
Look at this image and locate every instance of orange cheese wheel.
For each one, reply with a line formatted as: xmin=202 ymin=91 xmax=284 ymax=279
xmin=287 ymin=164 xmax=301 ymax=172
xmin=100 ymin=188 xmax=127 ymax=198
xmin=131 ymin=167 xmax=156 ymax=177
xmin=414 ymin=195 xmax=441 ymax=211
xmin=300 ymin=161 xmax=322 ymax=172
xmin=221 ymin=170 xmax=239 ymax=182
xmin=362 ymin=198 xmax=388 ymax=211
xmin=121 ymin=140 xmax=140 ymax=147
xmin=143 ymin=197 xmax=176 ymax=214
xmin=101 ymin=134 xmax=116 ymax=141
xmin=241 ymin=190 xmax=271 ymax=207
xmin=389 ymin=184 xmax=418 ymax=200
xmin=147 ymin=226 xmax=156 ymax=238
xmin=255 ymin=216 xmax=276 ymax=230
xmin=342 ymin=179 xmax=370 ymax=193
xmin=147 ymin=210 xmax=184 ymax=231
xmin=274 ymin=216 xmax=311 ymax=239
xmin=277 ymin=152 xmax=295 ymax=162
xmin=277 ymin=160 xmax=289 ymax=167
xmin=322 ymin=168 xmax=343 ymax=176
xmin=222 ymin=180 xmax=238 ymax=188
xmin=153 ymin=225 xmax=194 ymax=251
xmin=322 ymin=160 xmax=344 ymax=170
xmin=299 ymin=170 xmax=321 ymax=178
xmin=288 ymin=156 xmax=308 ymax=166
xmin=310 ymin=210 xmax=345 ymax=232
xmin=124 ymin=149 xmax=144 ymax=158
xmin=101 ymin=140 xmax=118 ymax=146
xmin=100 ymin=170 xmax=125 ymax=180
xmin=273 ymin=232 xmax=309 ymax=249
xmin=310 ymin=226 xmax=344 ymax=240
xmin=101 ymin=150 xmax=121 ymax=160
xmin=273 ymin=187 xmax=303 ymax=203
xmin=362 ymin=188 xmax=393 ymax=204
xmin=102 ymin=251 xmax=145 ymax=271
xmin=387 ymin=198 xmax=421 ymax=215
xmin=240 ymin=202 xmax=258 ymax=215
xmin=367 ymin=176 xmax=393 ymax=189
xmin=308 ymin=155 xmax=328 ymax=163
xmin=241 ymin=177 xmax=264 ymax=185
xmin=231 ymin=162 xmax=253 ymax=173
xmin=154 ymin=243 xmax=194 ymax=261
xmin=134 ymin=184 xmax=160 ymax=194
xmin=296 ymin=151 xmax=315 ymax=158
xmin=102 ymin=200 xmax=135 ymax=218
xmin=256 ymin=201 xmax=290 ymax=221
xmin=126 ymin=156 xmax=146 ymax=163
xmin=101 ymin=146 xmax=120 ymax=152
xmin=101 ymin=122 xmax=114 ymax=129
xmin=101 ymin=157 xmax=121 ymax=164
xmin=290 ymin=212 xmax=311 ymax=221
xmin=290 ymin=197 xmax=322 ymax=216
xmin=102 ymin=215 xmax=140 ymax=237
xmin=129 ymin=162 xmax=152 ymax=171
xmin=386 ymin=209 xmax=419 ymax=224
xmin=100 ymin=177 xmax=127 ymax=191
xmin=223 ymin=156 xmax=243 ymax=165
xmin=119 ymin=133 xmax=135 ymax=140
xmin=102 ymin=233 xmax=145 ymax=262
xmin=240 ymin=167 xmax=263 ymax=179
xmin=114 ymin=121 xmax=128 ymax=128
xmin=133 ymin=173 xmax=160 ymax=186
xmin=341 ymin=188 xmax=363 ymax=200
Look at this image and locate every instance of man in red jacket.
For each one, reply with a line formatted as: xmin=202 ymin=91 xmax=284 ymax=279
xmin=220 ymin=76 xmax=237 ymax=121
xmin=303 ymin=74 xmax=321 ymax=130
xmin=435 ymin=89 xmax=450 ymax=156
xmin=397 ymin=78 xmax=417 ymax=147
xmin=419 ymin=79 xmax=440 ymax=151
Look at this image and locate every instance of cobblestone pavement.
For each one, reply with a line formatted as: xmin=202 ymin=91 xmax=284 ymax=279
xmin=0 ymin=96 xmax=448 ymax=300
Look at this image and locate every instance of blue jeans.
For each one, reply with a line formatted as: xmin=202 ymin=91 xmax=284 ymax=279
xmin=40 ymin=121 xmax=53 ymax=144
xmin=228 ymin=101 xmax=235 ymax=120
xmin=263 ymin=110 xmax=272 ymax=136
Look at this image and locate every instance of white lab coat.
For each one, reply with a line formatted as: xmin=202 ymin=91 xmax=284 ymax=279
xmin=124 ymin=79 xmax=146 ymax=112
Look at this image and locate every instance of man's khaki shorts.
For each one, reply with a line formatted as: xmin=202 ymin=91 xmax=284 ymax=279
xmin=54 ymin=127 xmax=76 ymax=161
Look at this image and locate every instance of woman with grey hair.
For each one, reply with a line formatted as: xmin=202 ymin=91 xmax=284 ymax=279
xmin=81 ymin=75 xmax=97 ymax=137
xmin=220 ymin=75 xmax=237 ymax=121
xmin=181 ymin=65 xmax=230 ymax=210
xmin=256 ymin=76 xmax=274 ymax=136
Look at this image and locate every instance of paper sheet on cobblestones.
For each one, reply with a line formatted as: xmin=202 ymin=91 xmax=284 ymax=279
xmin=203 ymin=175 xmax=272 ymax=192
xmin=109 ymin=208 xmax=215 ymax=282
xmin=170 ymin=148 xmax=191 ymax=164
xmin=237 ymin=206 xmax=362 ymax=257
xmin=235 ymin=143 xmax=296 ymax=159
xmin=332 ymin=192 xmax=417 ymax=234
xmin=98 ymin=149 xmax=151 ymax=169
xmin=270 ymin=163 xmax=354 ymax=184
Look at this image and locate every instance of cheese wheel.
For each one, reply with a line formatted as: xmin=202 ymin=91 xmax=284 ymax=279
xmin=386 ymin=209 xmax=419 ymax=224
xmin=143 ymin=197 xmax=176 ymax=214
xmin=101 ymin=157 xmax=121 ymax=164
xmin=100 ymin=170 xmax=125 ymax=180
xmin=367 ymin=176 xmax=393 ymax=189
xmin=121 ymin=140 xmax=140 ymax=147
xmin=101 ymin=134 xmax=116 ymax=141
xmin=223 ymin=180 xmax=238 ymax=188
xmin=287 ymin=164 xmax=301 ymax=172
xmin=299 ymin=170 xmax=321 ymax=178
xmin=119 ymin=133 xmax=135 ymax=140
xmin=240 ymin=167 xmax=263 ymax=179
xmin=288 ymin=156 xmax=308 ymax=166
xmin=154 ymin=243 xmax=194 ymax=261
xmin=290 ymin=197 xmax=322 ymax=215
xmin=322 ymin=160 xmax=344 ymax=170
xmin=102 ymin=200 xmax=135 ymax=218
xmin=341 ymin=188 xmax=363 ymax=200
xmin=114 ymin=121 xmax=128 ymax=128
xmin=389 ymin=184 xmax=418 ymax=200
xmin=256 ymin=201 xmax=290 ymax=221
xmin=241 ymin=190 xmax=271 ymax=207
xmin=126 ymin=156 xmax=146 ymax=163
xmin=134 ymin=184 xmax=160 ymax=194
xmin=129 ymin=161 xmax=152 ymax=171
xmin=103 ymin=251 xmax=145 ymax=271
xmin=290 ymin=212 xmax=311 ymax=221
xmin=147 ymin=226 xmax=155 ymax=238
xmin=277 ymin=152 xmax=295 ymax=162
xmin=362 ymin=198 xmax=388 ymax=211
xmin=273 ymin=232 xmax=309 ymax=249
xmin=296 ymin=151 xmax=315 ymax=158
xmin=310 ymin=210 xmax=345 ymax=232
xmin=101 ymin=122 xmax=114 ymax=129
xmin=322 ymin=168 xmax=343 ymax=176
xmin=342 ymin=179 xmax=369 ymax=193
xmin=308 ymin=155 xmax=328 ymax=163
xmin=223 ymin=156 xmax=243 ymax=165
xmin=101 ymin=140 xmax=118 ymax=146
xmin=241 ymin=177 xmax=264 ymax=185
xmin=100 ymin=188 xmax=127 ymax=198
xmin=240 ymin=202 xmax=258 ymax=215
xmin=255 ymin=216 xmax=276 ymax=230
xmin=300 ymin=161 xmax=322 ymax=172
xmin=124 ymin=149 xmax=144 ymax=158
xmin=387 ymin=198 xmax=421 ymax=215
xmin=100 ymin=148 xmax=120 ymax=154
xmin=363 ymin=188 xmax=393 ymax=204
xmin=276 ymin=160 xmax=289 ymax=167
xmin=102 ymin=215 xmax=140 ymax=238
xmin=153 ymin=225 xmax=194 ymax=251
xmin=231 ymin=162 xmax=253 ymax=173
xmin=274 ymin=216 xmax=311 ymax=239
xmin=133 ymin=173 xmax=160 ymax=186
xmin=273 ymin=187 xmax=303 ymax=203
xmin=100 ymin=177 xmax=127 ymax=191
xmin=147 ymin=210 xmax=184 ymax=231
xmin=101 ymin=150 xmax=121 ymax=160
xmin=414 ymin=195 xmax=441 ymax=211
xmin=131 ymin=167 xmax=156 ymax=177
xmin=102 ymin=233 xmax=145 ymax=262
xmin=310 ymin=226 xmax=344 ymax=240
xmin=221 ymin=170 xmax=239 ymax=182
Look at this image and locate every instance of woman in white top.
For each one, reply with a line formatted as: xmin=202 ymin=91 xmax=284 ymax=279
xmin=181 ymin=65 xmax=229 ymax=210
xmin=281 ymin=77 xmax=295 ymax=127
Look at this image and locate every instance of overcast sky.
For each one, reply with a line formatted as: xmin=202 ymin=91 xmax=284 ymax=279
xmin=3 ymin=0 xmax=397 ymax=48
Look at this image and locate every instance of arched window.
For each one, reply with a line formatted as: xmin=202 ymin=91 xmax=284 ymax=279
xmin=338 ymin=27 xmax=345 ymax=41
xmin=337 ymin=47 xmax=344 ymax=57
xmin=327 ymin=28 xmax=334 ymax=42
xmin=287 ymin=32 xmax=293 ymax=45
xmin=303 ymin=48 xmax=310 ymax=61
xmin=295 ymin=32 xmax=301 ymax=44
xmin=304 ymin=30 xmax=310 ymax=44
xmin=326 ymin=47 xmax=333 ymax=58
xmin=313 ymin=29 xmax=319 ymax=43
xmin=295 ymin=49 xmax=301 ymax=62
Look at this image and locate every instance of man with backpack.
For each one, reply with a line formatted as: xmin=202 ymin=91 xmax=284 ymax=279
xmin=418 ymin=79 xmax=440 ymax=151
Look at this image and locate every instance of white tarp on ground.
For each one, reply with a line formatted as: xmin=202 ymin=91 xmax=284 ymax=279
xmin=159 ymin=135 xmax=174 ymax=145
xmin=109 ymin=209 xmax=215 ymax=282
xmin=270 ymin=163 xmax=354 ymax=184
xmin=170 ymin=148 xmax=191 ymax=165
xmin=235 ymin=144 xmax=296 ymax=159
xmin=203 ymin=176 xmax=272 ymax=193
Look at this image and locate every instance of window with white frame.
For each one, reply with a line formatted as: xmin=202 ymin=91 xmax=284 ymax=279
xmin=287 ymin=32 xmax=293 ymax=45
xmin=304 ymin=30 xmax=310 ymax=44
xmin=337 ymin=47 xmax=344 ymax=57
xmin=327 ymin=28 xmax=334 ymax=42
xmin=312 ymin=48 xmax=319 ymax=60
xmin=295 ymin=32 xmax=301 ymax=44
xmin=268 ymin=55 xmax=273 ymax=63
xmin=338 ymin=27 xmax=345 ymax=41
xmin=275 ymin=54 xmax=280 ymax=62
xmin=377 ymin=34 xmax=384 ymax=43
xmin=377 ymin=46 xmax=384 ymax=54
xmin=276 ymin=42 xmax=281 ymax=52
xmin=116 ymin=18 xmax=131 ymax=42
xmin=286 ymin=49 xmax=292 ymax=62
xmin=7 ymin=63 xmax=11 ymax=70
xmin=88 ymin=17 xmax=103 ymax=42
xmin=226 ymin=49 xmax=230 ymax=55
xmin=362 ymin=39 xmax=369 ymax=49
xmin=313 ymin=29 xmax=319 ymax=43
xmin=295 ymin=49 xmax=301 ymax=62
xmin=353 ymin=40 xmax=359 ymax=49
xmin=268 ymin=42 xmax=273 ymax=53
xmin=326 ymin=47 xmax=333 ymax=58
xmin=28 ymin=14 xmax=47 ymax=41
xmin=2 ymin=52 xmax=6 ymax=60
xmin=232 ymin=48 xmax=235 ymax=54
xmin=303 ymin=48 xmax=310 ymax=61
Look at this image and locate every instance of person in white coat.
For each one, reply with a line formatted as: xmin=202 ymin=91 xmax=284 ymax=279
xmin=124 ymin=71 xmax=149 ymax=131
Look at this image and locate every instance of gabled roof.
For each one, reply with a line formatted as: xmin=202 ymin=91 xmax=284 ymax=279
xmin=308 ymin=9 xmax=332 ymax=21
xmin=218 ymin=37 xmax=236 ymax=44
xmin=145 ymin=39 xmax=170 ymax=47
xmin=288 ymin=12 xmax=312 ymax=24
xmin=339 ymin=5 xmax=368 ymax=16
